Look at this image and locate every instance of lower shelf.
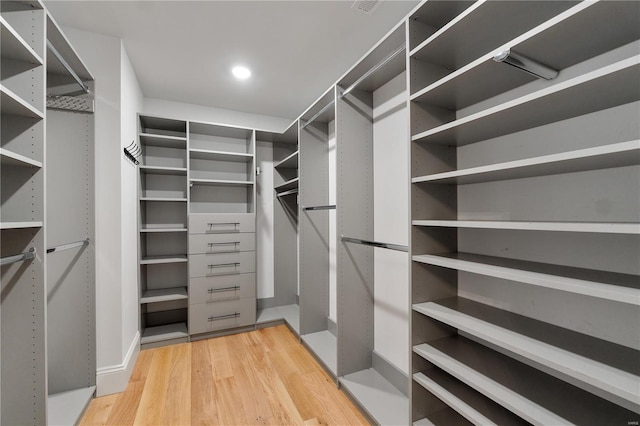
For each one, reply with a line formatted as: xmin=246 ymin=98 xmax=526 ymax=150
xmin=256 ymin=304 xmax=299 ymax=334
xmin=301 ymin=330 xmax=336 ymax=375
xmin=413 ymin=408 xmax=471 ymax=426
xmin=48 ymin=386 xmax=95 ymax=426
xmin=339 ymin=368 xmax=408 ymax=426
xmin=141 ymin=322 xmax=188 ymax=345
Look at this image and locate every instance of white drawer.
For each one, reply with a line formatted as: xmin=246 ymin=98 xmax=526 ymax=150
xmin=189 ymin=213 xmax=255 ymax=234
xmin=189 ymin=252 xmax=255 ymax=278
xmin=190 ymin=273 xmax=256 ymax=304
xmin=189 ymin=298 xmax=256 ymax=335
xmin=189 ymin=233 xmax=255 ymax=254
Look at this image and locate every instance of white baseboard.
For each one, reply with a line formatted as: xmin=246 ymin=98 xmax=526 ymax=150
xmin=95 ymin=331 xmax=140 ymax=396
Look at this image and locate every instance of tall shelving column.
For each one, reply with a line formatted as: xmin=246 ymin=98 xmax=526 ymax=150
xmin=408 ymin=1 xmax=640 ymax=424
xmin=256 ymin=123 xmax=300 ymax=333
xmin=0 ymin=1 xmax=47 ymax=424
xmin=138 ymin=115 xmax=189 ymax=349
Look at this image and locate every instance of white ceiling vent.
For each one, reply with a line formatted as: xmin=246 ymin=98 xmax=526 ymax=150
xmin=351 ymin=0 xmax=382 ymax=14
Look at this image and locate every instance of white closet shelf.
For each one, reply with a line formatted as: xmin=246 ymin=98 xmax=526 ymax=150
xmin=413 ymin=369 xmax=528 ymax=426
xmin=139 ymin=165 xmax=187 ymax=175
xmin=414 ymin=297 xmax=640 ymax=412
xmin=0 ymin=148 xmax=43 ymax=168
xmin=140 ymin=227 xmax=187 ymax=233
xmin=301 ymin=330 xmax=337 ymax=375
xmin=412 ymin=220 xmax=640 ymax=235
xmin=412 ymin=140 xmax=640 ymax=185
xmin=412 ymin=252 xmax=639 ymax=305
xmin=339 ymin=369 xmax=409 ymax=426
xmin=413 ymin=408 xmax=470 ymax=426
xmin=140 ymin=197 xmax=188 ymax=202
xmin=48 ymin=387 xmax=95 ymax=426
xmin=410 ymin=1 xmax=640 ymax=109
xmin=190 ymin=178 xmax=253 ymax=187
xmin=0 ymin=84 xmax=44 ymax=119
xmin=412 ymin=57 xmax=640 ymax=146
xmin=139 ymin=133 xmax=186 ymax=149
xmin=140 ymin=287 xmax=188 ymax=304
xmin=413 ymin=337 xmax=636 ymax=425
xmin=0 ymin=16 xmax=44 ymax=65
xmin=140 ymin=323 xmax=188 ymax=345
xmin=0 ymin=221 xmax=43 ymax=230
xmin=140 ymin=255 xmax=188 ymax=265
xmin=275 ymin=177 xmax=299 ymax=193
xmin=189 ymin=148 xmax=252 ymax=163
xmin=274 ymin=151 xmax=299 ymax=169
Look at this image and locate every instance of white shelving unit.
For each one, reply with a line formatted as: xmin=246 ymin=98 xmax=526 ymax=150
xmin=409 ymin=0 xmax=640 ymax=423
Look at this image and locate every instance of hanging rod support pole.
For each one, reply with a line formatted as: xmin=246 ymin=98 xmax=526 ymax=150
xmin=341 ymin=236 xmax=408 ymax=252
xmin=47 ymin=40 xmax=90 ymax=94
xmin=1 ymin=247 xmax=36 ymax=266
xmin=47 ymin=238 xmax=89 ymax=254
xmin=341 ymin=43 xmax=406 ymax=97
xmin=303 ymin=205 xmax=336 ymax=211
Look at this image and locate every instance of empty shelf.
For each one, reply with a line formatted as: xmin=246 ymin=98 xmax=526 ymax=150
xmin=412 ymin=220 xmax=640 ymax=234
xmin=139 ymin=165 xmax=187 ymax=175
xmin=412 ymin=57 xmax=640 ymax=146
xmin=141 ymin=287 xmax=188 ymax=304
xmin=414 ymin=370 xmax=527 ymax=426
xmin=414 ymin=336 xmax=637 ymax=425
xmin=414 ymin=297 xmax=640 ymax=412
xmin=141 ymin=323 xmax=188 ymax=345
xmin=0 ymin=148 xmax=42 ymax=168
xmin=1 ymin=84 xmax=44 ymax=118
xmin=275 ymin=177 xmax=299 ymax=193
xmin=340 ymin=369 xmax=409 ymax=426
xmin=1 ymin=16 xmax=43 ymax=65
xmin=412 ymin=140 xmax=640 ymax=185
xmin=48 ymin=386 xmax=95 ymax=426
xmin=190 ymin=178 xmax=253 ymax=186
xmin=140 ymin=227 xmax=187 ymax=233
xmin=0 ymin=221 xmax=43 ymax=230
xmin=274 ymin=151 xmax=299 ymax=169
xmin=412 ymin=252 xmax=639 ymax=305
xmin=302 ymin=330 xmax=336 ymax=375
xmin=140 ymin=255 xmax=188 ymax=265
xmin=256 ymin=304 xmax=299 ymax=333
xmin=413 ymin=408 xmax=471 ymax=426
xmin=140 ymin=197 xmax=188 ymax=202
xmin=139 ymin=133 xmax=186 ymax=148
xmin=189 ymin=148 xmax=252 ymax=162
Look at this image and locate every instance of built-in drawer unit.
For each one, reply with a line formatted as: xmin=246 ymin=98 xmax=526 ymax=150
xmin=189 ymin=252 xmax=256 ymax=277
xmin=189 ymin=213 xmax=255 ymax=234
xmin=189 ymin=298 xmax=256 ymax=335
xmin=189 ymin=233 xmax=255 ymax=254
xmin=190 ymin=273 xmax=256 ymax=303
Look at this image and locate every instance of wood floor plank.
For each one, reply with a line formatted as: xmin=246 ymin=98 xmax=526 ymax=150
xmin=214 ymin=377 xmax=249 ymax=425
xmin=190 ymin=340 xmax=218 ymax=425
xmin=79 ymin=393 xmax=118 ymax=426
xmin=163 ymin=343 xmax=191 ymax=425
xmin=133 ymin=346 xmax=174 ymax=425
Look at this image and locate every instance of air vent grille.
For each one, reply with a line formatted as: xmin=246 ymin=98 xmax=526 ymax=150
xmin=351 ymin=0 xmax=382 ymax=14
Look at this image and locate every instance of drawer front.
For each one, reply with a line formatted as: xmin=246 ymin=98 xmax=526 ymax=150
xmin=189 ymin=233 xmax=255 ymax=254
xmin=189 ymin=252 xmax=255 ymax=277
xmin=190 ymin=273 xmax=256 ymax=303
xmin=189 ymin=213 xmax=255 ymax=234
xmin=189 ymin=298 xmax=256 ymax=335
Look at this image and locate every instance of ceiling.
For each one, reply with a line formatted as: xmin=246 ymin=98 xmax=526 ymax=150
xmin=44 ymin=0 xmax=420 ymax=121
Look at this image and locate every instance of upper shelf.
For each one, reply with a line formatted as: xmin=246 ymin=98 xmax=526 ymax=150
xmin=412 ymin=220 xmax=640 ymax=235
xmin=189 ymin=148 xmax=253 ymax=163
xmin=412 ymin=252 xmax=639 ymax=306
xmin=190 ymin=178 xmax=253 ymax=187
xmin=275 ymin=151 xmax=299 ymax=170
xmin=139 ymin=133 xmax=187 ymax=149
xmin=412 ymin=140 xmax=640 ymax=185
xmin=412 ymin=56 xmax=640 ymax=145
xmin=0 ymin=148 xmax=43 ymax=168
xmin=0 ymin=16 xmax=43 ymax=65
xmin=275 ymin=177 xmax=299 ymax=193
xmin=0 ymin=84 xmax=44 ymax=118
xmin=408 ymin=0 xmax=474 ymax=52
xmin=414 ymin=297 xmax=640 ymax=413
xmin=139 ymin=165 xmax=187 ymax=176
xmin=411 ymin=1 xmax=640 ymax=110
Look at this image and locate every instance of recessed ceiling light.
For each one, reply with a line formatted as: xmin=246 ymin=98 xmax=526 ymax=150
xmin=232 ymin=65 xmax=251 ymax=80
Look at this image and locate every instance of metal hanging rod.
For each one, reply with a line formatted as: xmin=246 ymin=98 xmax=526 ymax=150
xmin=303 ymin=205 xmax=336 ymax=211
xmin=341 ymin=43 xmax=406 ymax=98
xmin=277 ymin=188 xmax=298 ymax=197
xmin=47 ymin=40 xmax=90 ymax=94
xmin=1 ymin=247 xmax=36 ymax=266
xmin=300 ymin=100 xmax=336 ymax=130
xmin=493 ymin=49 xmax=558 ymax=80
xmin=341 ymin=236 xmax=408 ymax=252
xmin=47 ymin=238 xmax=89 ymax=254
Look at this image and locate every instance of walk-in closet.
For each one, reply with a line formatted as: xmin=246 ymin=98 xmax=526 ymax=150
xmin=2 ymin=0 xmax=639 ymax=424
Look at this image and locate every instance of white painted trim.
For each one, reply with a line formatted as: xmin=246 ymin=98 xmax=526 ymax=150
xmin=96 ymin=331 xmax=140 ymax=396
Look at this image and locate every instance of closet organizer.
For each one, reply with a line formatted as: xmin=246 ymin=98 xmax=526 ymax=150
xmin=1 ymin=2 xmax=96 ymax=424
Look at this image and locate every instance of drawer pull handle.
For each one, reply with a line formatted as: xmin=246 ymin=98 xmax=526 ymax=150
xmin=207 ymin=242 xmax=240 ymax=252
xmin=208 ymin=286 xmax=241 ymax=293
xmin=208 ymin=262 xmax=240 ymax=269
xmin=206 ymin=222 xmax=240 ymax=232
xmin=208 ymin=312 xmax=240 ymax=322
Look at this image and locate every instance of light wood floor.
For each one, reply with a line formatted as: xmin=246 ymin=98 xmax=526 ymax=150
xmin=80 ymin=325 xmax=369 ymax=425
